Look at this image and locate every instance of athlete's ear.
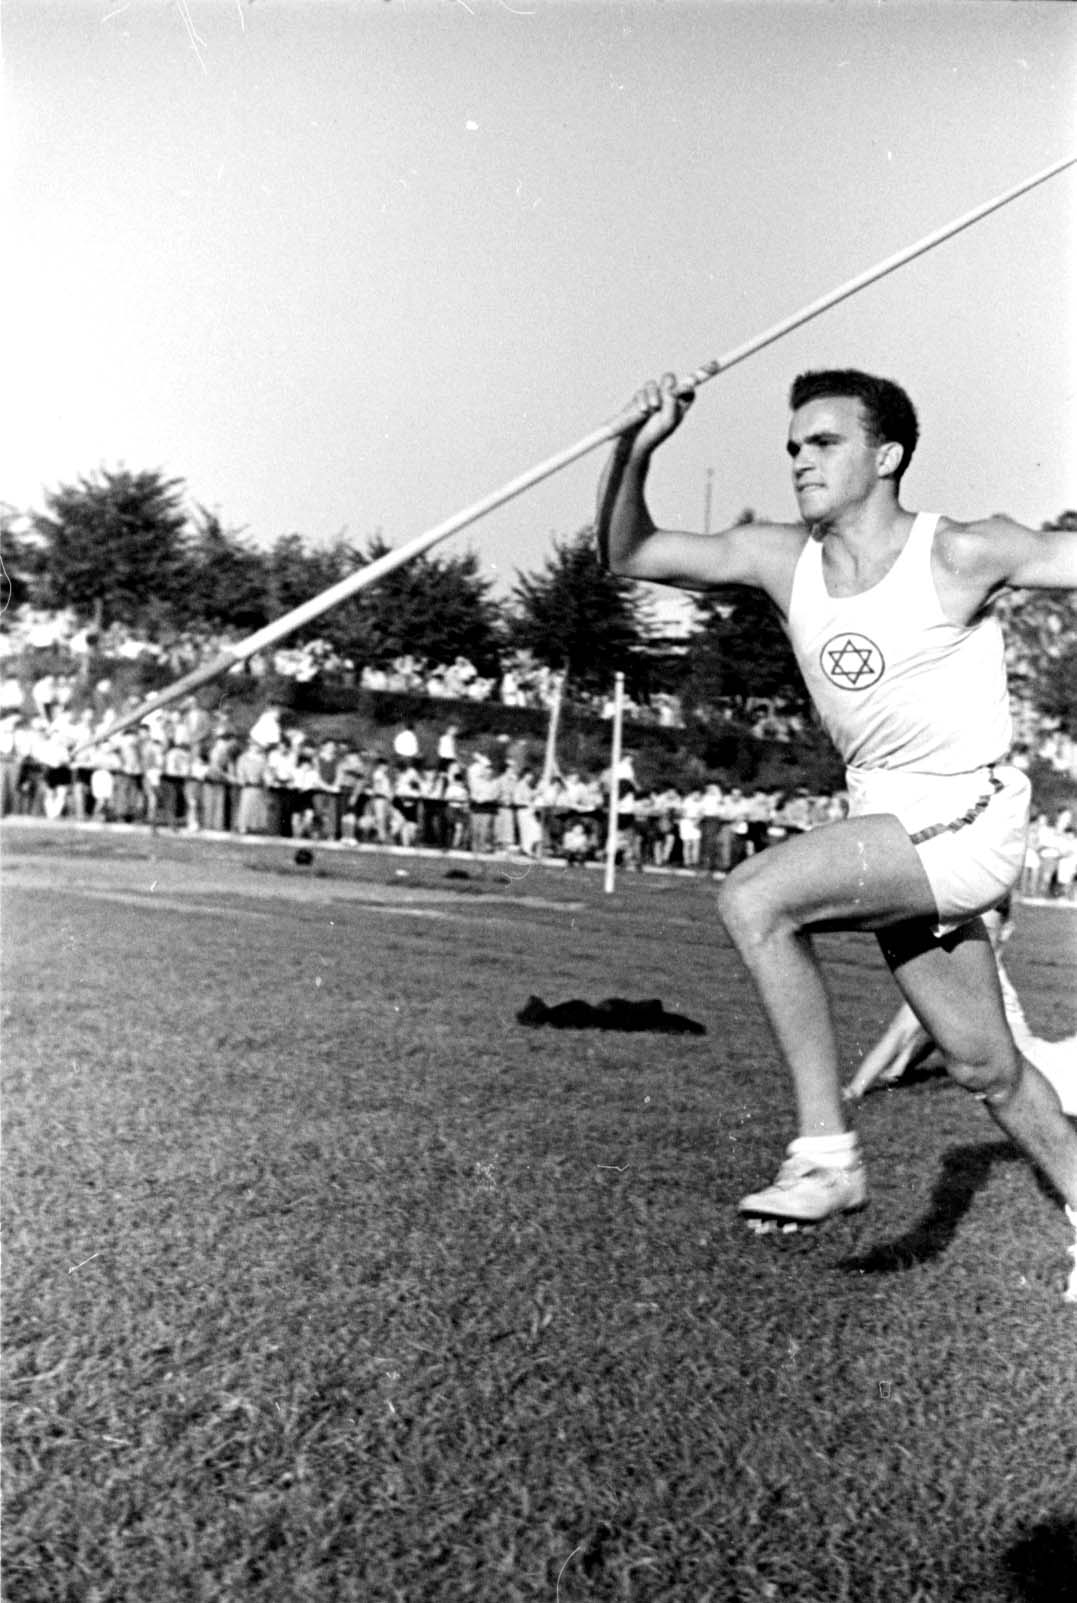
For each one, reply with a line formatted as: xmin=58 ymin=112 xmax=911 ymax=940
xmin=876 ymin=441 xmax=904 ymax=481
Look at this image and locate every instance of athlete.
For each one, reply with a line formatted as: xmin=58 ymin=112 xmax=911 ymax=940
xmin=596 ymin=368 xmax=1077 ymax=1298
xmin=844 ymin=895 xmax=1077 ymax=1112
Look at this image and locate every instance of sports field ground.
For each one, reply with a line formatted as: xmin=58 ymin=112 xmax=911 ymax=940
xmin=3 ymin=822 xmax=1075 ymax=1602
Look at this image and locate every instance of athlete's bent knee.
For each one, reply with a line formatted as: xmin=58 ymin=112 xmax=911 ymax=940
xmin=944 ymin=1049 xmax=1022 ymax=1105
xmin=716 ymin=866 xmax=799 ymax=962
xmin=717 ymin=864 xmax=772 ymax=944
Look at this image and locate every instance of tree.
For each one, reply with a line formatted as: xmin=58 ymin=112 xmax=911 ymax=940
xmin=328 ymin=534 xmax=503 ymax=673
xmin=181 ymin=509 xmax=271 ymax=632
xmin=679 ymin=511 xmax=810 ymax=723
xmin=264 ymin=533 xmax=348 ymax=627
xmin=682 ymin=587 xmax=810 ymax=723
xmin=31 ymin=468 xmax=192 ymax=632
xmin=508 ymin=527 xmax=651 ymax=695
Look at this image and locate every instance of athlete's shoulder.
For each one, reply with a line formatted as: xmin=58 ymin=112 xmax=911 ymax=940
xmin=930 ymin=512 xmax=1077 ymax=599
xmin=932 ymin=513 xmax=1016 ymax=576
xmin=723 ymin=521 xmax=811 ymax=614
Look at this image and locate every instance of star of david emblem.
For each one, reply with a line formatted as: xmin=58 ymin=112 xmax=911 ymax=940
xmin=820 ymin=632 xmax=885 ymax=691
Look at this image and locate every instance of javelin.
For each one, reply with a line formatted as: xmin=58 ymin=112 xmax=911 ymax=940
xmin=78 ymin=152 xmax=1075 ymax=753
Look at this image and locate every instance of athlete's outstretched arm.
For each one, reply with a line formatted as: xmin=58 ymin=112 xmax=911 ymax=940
xmin=945 ymin=515 xmax=1077 ymax=595
xmin=999 ymin=517 xmax=1077 ymax=590
xmin=596 ymin=373 xmax=801 ymax=598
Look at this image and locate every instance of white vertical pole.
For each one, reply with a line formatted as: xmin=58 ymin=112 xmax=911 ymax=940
xmin=604 ymin=671 xmax=625 ymax=895
xmin=537 ymin=671 xmax=564 ymax=861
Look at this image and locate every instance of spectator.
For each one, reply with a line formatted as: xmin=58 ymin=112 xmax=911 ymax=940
xmin=699 ymin=783 xmax=724 ymax=873
xmin=249 ymin=703 xmax=284 ymax=750
xmin=186 ymin=742 xmax=208 ymax=832
xmin=780 ymin=788 xmax=815 ymax=836
xmin=534 ymin=772 xmax=565 ymax=855
xmin=160 ymin=736 xmax=191 ymax=831
xmin=678 ymin=789 xmax=703 ymax=868
xmin=89 ymin=742 xmax=119 ymax=822
xmin=745 ymin=789 xmax=777 ymax=855
xmin=436 ymin=723 xmax=459 ymax=771
xmin=419 ymin=762 xmax=448 ymax=848
xmin=614 ymin=783 xmax=642 ymax=869
xmin=495 ymin=760 xmax=519 ymax=852
xmin=334 ymin=746 xmax=367 ymax=844
xmin=0 ymin=676 xmax=25 ymax=715
xmin=182 ymin=697 xmax=212 ymax=752
xmin=311 ymin=740 xmax=341 ymax=840
xmin=718 ymin=786 xmax=751 ymax=872
xmin=467 ymin=753 xmax=497 ymax=853
xmin=233 ymin=740 xmax=269 ymax=835
xmin=68 ymin=710 xmax=97 ymax=822
xmin=37 ymin=721 xmax=71 ymax=820
xmin=202 ymin=728 xmax=236 ymax=832
xmin=1050 ymin=809 xmax=1077 ymax=901
xmin=514 ymin=768 xmax=542 ymax=857
xmin=289 ymin=746 xmax=324 ymax=839
xmin=0 ymin=716 xmax=23 ymax=816
xmin=561 ymin=819 xmax=592 ymax=867
xmin=647 ymin=788 xmax=680 ymax=866
xmin=114 ymin=729 xmax=145 ymax=823
xmin=263 ymin=739 xmax=296 ymax=838
xmin=443 ymin=761 xmax=471 ymax=850
xmin=140 ymin=723 xmax=167 ymax=829
xmin=394 ymin=760 xmax=423 ymax=847
xmin=31 ymin=673 xmax=58 ymax=723
xmin=369 ymin=759 xmax=394 ymax=845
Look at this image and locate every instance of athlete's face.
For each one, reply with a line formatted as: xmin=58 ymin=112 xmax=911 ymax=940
xmin=786 ymin=395 xmax=884 ymax=522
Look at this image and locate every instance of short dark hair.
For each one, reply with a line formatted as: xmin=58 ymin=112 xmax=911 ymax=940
xmin=789 ymin=369 xmax=919 ymax=482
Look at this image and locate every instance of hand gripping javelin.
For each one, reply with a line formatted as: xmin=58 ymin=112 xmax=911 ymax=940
xmin=71 ymin=153 xmax=1075 ymax=756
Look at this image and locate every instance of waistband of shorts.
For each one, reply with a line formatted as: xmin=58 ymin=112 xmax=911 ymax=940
xmin=906 ymin=769 xmax=1005 ymax=845
xmin=843 ymin=761 xmax=1024 ymax=837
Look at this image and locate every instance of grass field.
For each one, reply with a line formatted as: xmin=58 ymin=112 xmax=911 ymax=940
xmin=3 ymin=822 xmax=1076 ymax=1603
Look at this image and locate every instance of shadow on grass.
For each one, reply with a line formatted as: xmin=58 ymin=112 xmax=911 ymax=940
xmin=836 ymin=1140 xmax=1019 ymax=1275
xmin=998 ymin=1517 xmax=1077 ymax=1601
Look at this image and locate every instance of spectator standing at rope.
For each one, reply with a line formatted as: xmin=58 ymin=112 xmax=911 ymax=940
xmin=436 ymin=723 xmax=459 ymax=771
xmin=234 ymin=738 xmax=269 ymax=835
xmin=495 ymin=759 xmax=520 ymax=852
xmin=596 ymin=365 xmax=1077 ymax=1296
xmin=700 ymin=784 xmax=724 ymax=874
xmin=467 ymin=752 xmax=497 ymax=854
xmin=369 ymin=758 xmax=394 ymax=845
xmin=443 ymin=761 xmax=471 ymax=850
xmin=202 ymin=726 xmax=236 ymax=833
xmin=514 ymin=767 xmax=542 ymax=857
xmin=394 ymin=759 xmax=423 ymax=847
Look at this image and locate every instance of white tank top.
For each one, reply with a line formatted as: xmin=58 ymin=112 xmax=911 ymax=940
xmin=786 ymin=511 xmax=1012 ymax=774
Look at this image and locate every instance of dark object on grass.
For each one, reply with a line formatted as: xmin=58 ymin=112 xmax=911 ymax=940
xmin=444 ymin=869 xmax=471 ymax=880
xmin=517 ymin=995 xmax=706 ymax=1035
xmin=294 ymin=848 xmax=315 ymax=867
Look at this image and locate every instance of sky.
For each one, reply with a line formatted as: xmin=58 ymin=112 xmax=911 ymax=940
xmin=3 ymin=0 xmax=1076 ymax=631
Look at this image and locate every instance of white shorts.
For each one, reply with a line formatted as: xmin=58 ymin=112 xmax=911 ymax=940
xmin=845 ymin=762 xmax=1031 ymax=936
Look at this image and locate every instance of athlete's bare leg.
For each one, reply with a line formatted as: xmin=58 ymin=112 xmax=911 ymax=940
xmin=880 ymin=921 xmax=1077 ymax=1209
xmin=716 ymin=815 xmax=1077 ymax=1210
xmin=716 ymin=814 xmax=939 ymax=1136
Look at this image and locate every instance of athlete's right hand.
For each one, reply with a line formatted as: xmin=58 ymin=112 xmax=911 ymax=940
xmin=624 ymin=372 xmax=695 ymax=458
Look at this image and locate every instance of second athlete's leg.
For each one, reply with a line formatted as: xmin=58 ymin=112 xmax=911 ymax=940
xmin=880 ymin=922 xmax=1077 ymax=1212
